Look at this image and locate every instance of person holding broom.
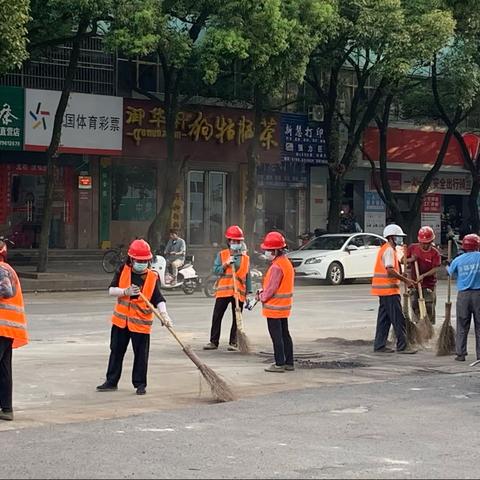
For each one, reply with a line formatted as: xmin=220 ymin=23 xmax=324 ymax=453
xmin=406 ymin=226 xmax=442 ymax=325
xmin=257 ymin=231 xmax=295 ymax=373
xmin=447 ymin=233 xmax=480 ymax=362
xmin=203 ymin=225 xmax=252 ymax=351
xmin=372 ymin=224 xmax=418 ymax=354
xmin=97 ymin=239 xmax=171 ymax=396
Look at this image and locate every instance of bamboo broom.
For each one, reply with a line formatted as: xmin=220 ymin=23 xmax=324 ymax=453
xmin=436 ymin=240 xmax=456 ymax=355
xmin=139 ymin=292 xmax=236 ymax=402
xmin=231 ymin=261 xmax=253 ymax=354
xmin=415 ymin=260 xmax=434 ymax=342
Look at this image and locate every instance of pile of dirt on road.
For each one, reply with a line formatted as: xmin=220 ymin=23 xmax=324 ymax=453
xmin=315 ymin=337 xmax=372 ymax=347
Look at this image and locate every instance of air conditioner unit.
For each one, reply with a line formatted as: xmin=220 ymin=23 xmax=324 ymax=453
xmin=308 ymin=104 xmax=324 ymax=122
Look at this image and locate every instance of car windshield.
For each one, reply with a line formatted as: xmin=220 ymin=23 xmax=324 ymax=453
xmin=300 ymin=236 xmax=349 ymax=251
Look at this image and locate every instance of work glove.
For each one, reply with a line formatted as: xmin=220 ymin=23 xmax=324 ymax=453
xmin=255 ymin=288 xmax=263 ymax=301
xmin=161 ymin=313 xmax=173 ymax=328
xmin=245 ymin=297 xmax=257 ymax=311
xmin=124 ymin=285 xmax=141 ymax=296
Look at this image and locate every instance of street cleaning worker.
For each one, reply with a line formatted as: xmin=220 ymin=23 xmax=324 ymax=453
xmin=407 ymin=226 xmax=442 ymax=324
xmin=0 ymin=239 xmax=28 ymax=421
xmin=447 ymin=233 xmax=480 ymax=362
xmin=97 ymin=239 xmax=171 ymax=395
xmin=372 ymin=224 xmax=417 ymax=354
xmin=203 ymin=225 xmax=252 ymax=351
xmin=257 ymin=231 xmax=295 ymax=373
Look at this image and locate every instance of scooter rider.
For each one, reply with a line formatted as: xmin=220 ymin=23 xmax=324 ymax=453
xmin=97 ymin=239 xmax=172 ymax=395
xmin=203 ymin=226 xmax=252 ymax=351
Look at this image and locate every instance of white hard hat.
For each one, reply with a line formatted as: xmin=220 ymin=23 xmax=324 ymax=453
xmin=383 ymin=224 xmax=406 ymax=238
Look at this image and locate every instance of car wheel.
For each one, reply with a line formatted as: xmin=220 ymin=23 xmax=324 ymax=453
xmin=327 ymin=262 xmax=344 ymax=285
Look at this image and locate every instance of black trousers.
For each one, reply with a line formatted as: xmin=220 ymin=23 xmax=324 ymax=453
xmin=210 ymin=297 xmax=243 ymax=346
xmin=105 ymin=325 xmax=150 ymax=388
xmin=374 ymin=295 xmax=407 ymax=351
xmin=0 ymin=336 xmax=13 ymax=411
xmin=456 ymin=290 xmax=480 ymax=359
xmin=267 ymin=318 xmax=294 ymax=366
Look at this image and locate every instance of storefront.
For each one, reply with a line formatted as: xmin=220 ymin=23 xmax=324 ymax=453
xmin=0 ymin=86 xmax=123 ymax=248
xmin=106 ymin=98 xmax=281 ymax=251
xmin=362 ymin=126 xmax=471 ymax=244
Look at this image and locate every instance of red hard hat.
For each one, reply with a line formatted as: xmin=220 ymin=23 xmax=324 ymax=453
xmin=462 ymin=234 xmax=480 ymax=252
xmin=127 ymin=239 xmax=153 ymax=260
xmin=418 ymin=226 xmax=435 ymax=243
xmin=261 ymin=231 xmax=287 ymax=250
xmin=225 ymin=225 xmax=244 ymax=240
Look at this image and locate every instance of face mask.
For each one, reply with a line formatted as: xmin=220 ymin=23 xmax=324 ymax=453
xmin=230 ymin=243 xmax=242 ymax=252
xmin=132 ymin=261 xmax=149 ymax=273
xmin=394 ymin=236 xmax=405 ymax=246
xmin=264 ymin=251 xmax=275 ymax=261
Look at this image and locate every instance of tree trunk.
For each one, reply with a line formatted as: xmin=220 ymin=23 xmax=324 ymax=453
xmin=468 ymin=176 xmax=480 ymax=233
xmin=147 ymin=98 xmax=184 ymax=249
xmin=327 ymin=174 xmax=343 ymax=233
xmin=244 ymin=87 xmax=262 ymax=249
xmin=37 ymin=19 xmax=88 ymax=272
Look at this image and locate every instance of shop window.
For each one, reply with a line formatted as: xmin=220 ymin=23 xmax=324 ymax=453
xmin=111 ymin=165 xmax=156 ymax=221
xmin=188 ymin=170 xmax=227 ymax=245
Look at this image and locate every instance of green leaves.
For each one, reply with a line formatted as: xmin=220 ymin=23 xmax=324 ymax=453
xmin=0 ymin=0 xmax=29 ymax=74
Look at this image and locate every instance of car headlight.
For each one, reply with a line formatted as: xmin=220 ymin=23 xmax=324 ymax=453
xmin=305 ymin=257 xmax=323 ymax=264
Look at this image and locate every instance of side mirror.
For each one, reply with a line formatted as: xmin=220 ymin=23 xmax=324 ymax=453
xmin=345 ymin=244 xmax=359 ymax=253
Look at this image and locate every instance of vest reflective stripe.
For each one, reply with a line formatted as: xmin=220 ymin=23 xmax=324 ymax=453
xmin=0 ymin=303 xmax=25 ymax=313
xmin=215 ymin=250 xmax=250 ymax=302
xmin=262 ymin=256 xmax=295 ymax=319
xmin=0 ymin=262 xmax=28 ymax=349
xmin=111 ymin=266 xmax=157 ymax=334
xmin=371 ymin=243 xmax=400 ymax=296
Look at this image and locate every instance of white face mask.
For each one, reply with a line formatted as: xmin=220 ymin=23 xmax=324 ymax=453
xmin=230 ymin=243 xmax=242 ymax=252
xmin=264 ymin=251 xmax=275 ymax=261
xmin=132 ymin=261 xmax=149 ymax=273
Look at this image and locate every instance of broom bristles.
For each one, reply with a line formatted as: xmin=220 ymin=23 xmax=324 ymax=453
xmin=182 ymin=345 xmax=236 ymax=402
xmin=237 ymin=329 xmax=252 ymax=354
xmin=436 ymin=304 xmax=456 ymax=356
xmin=406 ymin=317 xmax=423 ymax=347
xmin=417 ymin=315 xmax=434 ymax=343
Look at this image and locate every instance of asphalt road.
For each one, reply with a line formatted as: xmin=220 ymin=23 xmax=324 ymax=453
xmin=1 ymin=371 xmax=479 ymax=479
xmin=1 ymin=280 xmax=478 ymax=479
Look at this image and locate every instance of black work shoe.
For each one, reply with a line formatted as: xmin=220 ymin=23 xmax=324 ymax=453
xmin=136 ymin=386 xmax=146 ymax=395
xmin=455 ymin=355 xmax=466 ymax=362
xmin=0 ymin=409 xmax=13 ymax=421
xmin=374 ymin=347 xmax=395 ymax=353
xmin=96 ymin=382 xmax=118 ymax=392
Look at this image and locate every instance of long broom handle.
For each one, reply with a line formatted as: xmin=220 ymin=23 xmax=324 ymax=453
xmin=231 ymin=259 xmax=241 ymax=311
xmin=403 ymin=252 xmax=409 ymax=294
xmin=139 ymin=292 xmax=186 ymax=350
xmin=414 ymin=260 xmax=425 ymax=301
xmin=447 ymin=239 xmax=452 ymax=303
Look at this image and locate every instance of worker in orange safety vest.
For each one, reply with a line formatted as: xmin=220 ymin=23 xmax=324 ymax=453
xmin=0 ymin=239 xmax=28 ymax=421
xmin=97 ymin=239 xmax=171 ymax=396
xmin=257 ymin=231 xmax=295 ymax=373
xmin=371 ymin=224 xmax=417 ymax=354
xmin=203 ymin=225 xmax=252 ymax=351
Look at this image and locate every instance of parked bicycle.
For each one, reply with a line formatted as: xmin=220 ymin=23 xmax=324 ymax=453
xmin=102 ymin=244 xmax=127 ymax=273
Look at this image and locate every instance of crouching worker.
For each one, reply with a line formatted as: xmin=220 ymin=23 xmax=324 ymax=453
xmin=258 ymin=231 xmax=295 ymax=373
xmin=0 ymin=240 xmax=28 ymax=421
xmin=97 ymin=239 xmax=171 ymax=395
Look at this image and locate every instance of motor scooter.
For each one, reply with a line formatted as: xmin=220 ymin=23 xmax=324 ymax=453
xmin=151 ymin=253 xmax=200 ymax=295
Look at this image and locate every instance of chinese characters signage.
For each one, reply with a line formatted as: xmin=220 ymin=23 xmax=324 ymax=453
xmin=124 ymin=104 xmax=278 ymax=150
xmin=281 ymin=113 xmax=327 ymax=165
xmin=421 ymin=194 xmax=441 ymax=213
xmin=0 ymin=86 xmax=24 ymax=151
xmin=257 ymin=162 xmax=308 ymax=188
xmin=24 ymin=89 xmax=123 ymax=154
xmin=402 ymin=172 xmax=472 ymax=195
xmin=364 ymin=191 xmax=385 ymax=236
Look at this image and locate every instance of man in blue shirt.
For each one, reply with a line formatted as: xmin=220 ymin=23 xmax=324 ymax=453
xmin=447 ymin=233 xmax=480 ymax=362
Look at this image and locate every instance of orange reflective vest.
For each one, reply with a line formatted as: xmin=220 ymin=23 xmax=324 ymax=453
xmin=111 ymin=265 xmax=157 ymax=334
xmin=262 ymin=255 xmax=294 ymax=319
xmin=215 ymin=249 xmax=250 ymax=302
xmin=371 ymin=243 xmax=401 ymax=296
xmin=0 ymin=262 xmax=28 ymax=349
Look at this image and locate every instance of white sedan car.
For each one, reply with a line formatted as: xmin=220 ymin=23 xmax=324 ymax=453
xmin=287 ymin=233 xmax=387 ymax=285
